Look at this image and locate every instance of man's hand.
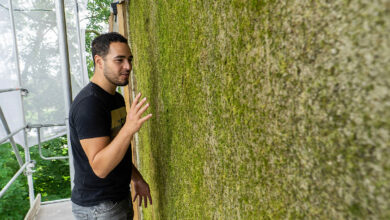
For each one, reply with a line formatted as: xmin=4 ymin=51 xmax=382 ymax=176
xmin=80 ymin=92 xmax=152 ymax=179
xmin=124 ymin=92 xmax=152 ymax=134
xmin=133 ymin=178 xmax=152 ymax=208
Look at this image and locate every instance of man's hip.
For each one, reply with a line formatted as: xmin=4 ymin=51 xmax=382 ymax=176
xmin=72 ymin=197 xmax=133 ymax=220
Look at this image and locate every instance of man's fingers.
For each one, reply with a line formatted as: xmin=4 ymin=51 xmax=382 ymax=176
xmin=139 ymin=195 xmax=142 ymax=207
xmin=137 ymin=103 xmax=149 ymax=116
xmin=148 ymin=193 xmax=153 ymax=205
xmin=131 ymin=93 xmax=142 ymax=109
xmin=144 ymin=195 xmax=147 ymax=208
xmin=139 ymin=114 xmax=153 ymax=124
xmin=133 ymin=193 xmax=138 ymax=202
xmin=135 ymin=97 xmax=147 ymax=111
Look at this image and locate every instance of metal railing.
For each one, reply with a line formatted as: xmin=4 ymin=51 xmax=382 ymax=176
xmin=29 ymin=123 xmax=69 ymax=161
xmin=0 ymin=106 xmax=25 ymax=167
xmin=0 ymin=104 xmax=33 ymax=201
xmin=0 ymin=160 xmax=35 ymax=198
xmin=0 ymin=108 xmax=69 ymax=203
xmin=0 ymin=87 xmax=28 ymax=96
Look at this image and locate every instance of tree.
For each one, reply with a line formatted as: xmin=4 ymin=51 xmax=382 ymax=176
xmin=84 ymin=0 xmax=112 ymax=78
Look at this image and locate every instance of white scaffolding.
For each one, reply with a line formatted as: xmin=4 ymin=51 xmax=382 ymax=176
xmin=0 ymin=0 xmax=88 ymax=212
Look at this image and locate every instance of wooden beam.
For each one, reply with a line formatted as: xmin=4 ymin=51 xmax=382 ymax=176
xmin=116 ymin=2 xmax=140 ymax=220
xmin=117 ymin=2 xmax=131 ymax=111
xmin=24 ymin=193 xmax=41 ymax=220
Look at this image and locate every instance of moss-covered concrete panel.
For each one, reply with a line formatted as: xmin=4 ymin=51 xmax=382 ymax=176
xmin=128 ymin=0 xmax=390 ymax=219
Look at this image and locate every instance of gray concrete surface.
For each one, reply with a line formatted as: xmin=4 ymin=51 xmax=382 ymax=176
xmin=36 ymin=200 xmax=73 ymax=220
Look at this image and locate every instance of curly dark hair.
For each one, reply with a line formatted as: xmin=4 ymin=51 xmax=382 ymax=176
xmin=91 ymin=32 xmax=128 ymax=66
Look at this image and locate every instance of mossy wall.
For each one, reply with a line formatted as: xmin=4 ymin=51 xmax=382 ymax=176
xmin=128 ymin=0 xmax=390 ymax=219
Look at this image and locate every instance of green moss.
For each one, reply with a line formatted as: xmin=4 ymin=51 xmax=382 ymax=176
xmin=128 ymin=0 xmax=390 ymax=219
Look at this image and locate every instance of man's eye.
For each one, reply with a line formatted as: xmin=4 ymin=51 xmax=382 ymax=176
xmin=115 ymin=60 xmax=123 ymax=62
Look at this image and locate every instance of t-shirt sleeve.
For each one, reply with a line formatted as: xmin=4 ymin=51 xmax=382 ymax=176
xmin=73 ymin=97 xmax=110 ymax=140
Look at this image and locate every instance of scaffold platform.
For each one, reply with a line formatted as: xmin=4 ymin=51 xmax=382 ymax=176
xmin=25 ymin=195 xmax=73 ymax=220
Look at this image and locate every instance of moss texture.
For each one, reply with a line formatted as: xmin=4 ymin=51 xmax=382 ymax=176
xmin=128 ymin=0 xmax=390 ymax=219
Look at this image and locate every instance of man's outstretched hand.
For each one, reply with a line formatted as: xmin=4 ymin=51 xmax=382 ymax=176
xmin=125 ymin=92 xmax=152 ymax=135
xmin=133 ymin=178 xmax=152 ymax=208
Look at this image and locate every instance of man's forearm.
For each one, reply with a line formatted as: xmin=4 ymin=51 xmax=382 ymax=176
xmin=131 ymin=162 xmax=152 ymax=207
xmin=90 ymin=128 xmax=134 ymax=178
xmin=131 ymin=163 xmax=144 ymax=182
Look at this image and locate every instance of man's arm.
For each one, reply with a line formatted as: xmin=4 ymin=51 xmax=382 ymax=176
xmin=80 ymin=93 xmax=151 ymax=178
xmin=132 ymin=164 xmax=153 ymax=208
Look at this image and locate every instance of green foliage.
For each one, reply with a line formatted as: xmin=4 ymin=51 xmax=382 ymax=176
xmin=0 ymin=136 xmax=70 ymax=219
xmin=129 ymin=0 xmax=390 ymax=219
xmin=32 ymin=136 xmax=71 ymax=202
xmin=0 ymin=144 xmax=29 ymax=219
xmin=85 ymin=0 xmax=112 ymax=78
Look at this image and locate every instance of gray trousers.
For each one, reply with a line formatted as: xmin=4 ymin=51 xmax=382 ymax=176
xmin=72 ymin=197 xmax=134 ymax=220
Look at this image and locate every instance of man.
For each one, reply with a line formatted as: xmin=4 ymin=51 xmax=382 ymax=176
xmin=69 ymin=32 xmax=152 ymax=219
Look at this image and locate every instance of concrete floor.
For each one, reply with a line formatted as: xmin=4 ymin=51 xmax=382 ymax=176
xmin=36 ymin=200 xmax=73 ymax=220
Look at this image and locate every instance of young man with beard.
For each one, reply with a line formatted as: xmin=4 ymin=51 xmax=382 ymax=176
xmin=69 ymin=32 xmax=152 ymax=219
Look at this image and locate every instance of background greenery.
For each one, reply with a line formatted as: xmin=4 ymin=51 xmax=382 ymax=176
xmin=0 ymin=0 xmax=108 ymax=218
xmin=0 ymin=136 xmax=70 ymax=219
xmin=84 ymin=0 xmax=111 ymax=78
xmin=128 ymin=0 xmax=390 ymax=219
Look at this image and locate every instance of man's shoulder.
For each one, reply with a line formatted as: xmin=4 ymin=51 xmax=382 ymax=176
xmin=70 ymin=84 xmax=106 ymax=116
xmin=73 ymin=83 xmax=94 ymax=101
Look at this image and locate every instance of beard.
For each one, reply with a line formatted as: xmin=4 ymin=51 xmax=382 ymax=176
xmin=103 ymin=65 xmax=129 ymax=86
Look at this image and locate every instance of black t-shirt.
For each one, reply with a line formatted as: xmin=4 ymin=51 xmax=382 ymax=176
xmin=69 ymin=82 xmax=132 ymax=206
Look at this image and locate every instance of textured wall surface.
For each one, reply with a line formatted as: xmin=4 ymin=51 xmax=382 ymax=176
xmin=128 ymin=0 xmax=390 ymax=219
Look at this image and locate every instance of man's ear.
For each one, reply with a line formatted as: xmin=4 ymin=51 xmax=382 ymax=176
xmin=94 ymin=55 xmax=104 ymax=70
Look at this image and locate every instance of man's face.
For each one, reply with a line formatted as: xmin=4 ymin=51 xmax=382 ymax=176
xmin=102 ymin=42 xmax=132 ymax=86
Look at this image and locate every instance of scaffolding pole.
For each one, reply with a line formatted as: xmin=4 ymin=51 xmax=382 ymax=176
xmin=8 ymin=0 xmax=35 ymax=206
xmin=0 ymin=162 xmax=31 ymax=199
xmin=55 ymin=0 xmax=75 ymax=189
xmin=0 ymin=107 xmax=23 ymax=167
xmin=73 ymin=0 xmax=88 ymax=86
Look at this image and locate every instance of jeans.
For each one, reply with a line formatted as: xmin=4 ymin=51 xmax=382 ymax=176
xmin=72 ymin=197 xmax=134 ymax=220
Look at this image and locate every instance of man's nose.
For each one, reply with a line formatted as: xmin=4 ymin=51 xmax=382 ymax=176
xmin=123 ymin=59 xmax=131 ymax=71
